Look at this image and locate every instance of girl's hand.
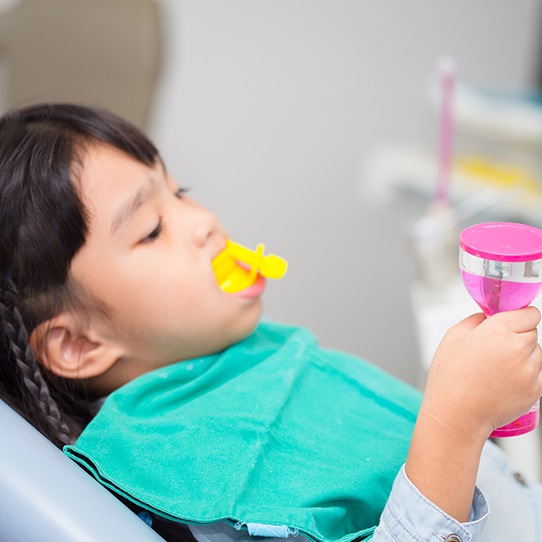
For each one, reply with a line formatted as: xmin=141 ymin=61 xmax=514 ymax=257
xmin=423 ymin=306 xmax=542 ymax=441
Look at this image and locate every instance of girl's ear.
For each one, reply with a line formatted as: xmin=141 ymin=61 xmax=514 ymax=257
xmin=30 ymin=313 xmax=122 ymax=380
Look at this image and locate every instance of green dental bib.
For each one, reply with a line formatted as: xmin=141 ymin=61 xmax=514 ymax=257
xmin=64 ymin=322 xmax=421 ymax=542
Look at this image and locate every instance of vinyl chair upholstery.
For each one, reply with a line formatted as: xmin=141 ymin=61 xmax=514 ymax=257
xmin=0 ymin=399 xmax=165 ymax=542
xmin=0 ymin=0 xmax=162 ymax=131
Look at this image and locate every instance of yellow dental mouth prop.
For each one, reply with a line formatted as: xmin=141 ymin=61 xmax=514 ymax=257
xmin=212 ymin=240 xmax=288 ymax=293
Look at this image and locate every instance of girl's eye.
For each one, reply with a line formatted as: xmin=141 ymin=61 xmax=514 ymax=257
xmin=141 ymin=219 xmax=162 ymax=243
xmin=175 ymin=187 xmax=188 ymax=199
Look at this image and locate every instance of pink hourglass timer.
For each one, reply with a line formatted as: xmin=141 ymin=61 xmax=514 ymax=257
xmin=459 ymin=222 xmax=542 ymax=437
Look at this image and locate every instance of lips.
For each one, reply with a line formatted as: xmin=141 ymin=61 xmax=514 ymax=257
xmin=231 ymin=274 xmax=266 ymax=298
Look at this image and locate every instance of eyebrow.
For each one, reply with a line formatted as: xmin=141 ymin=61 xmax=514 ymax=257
xmin=110 ymin=183 xmax=151 ymax=236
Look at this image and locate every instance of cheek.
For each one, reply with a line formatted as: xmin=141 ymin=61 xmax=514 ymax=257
xmin=115 ymin=261 xmax=215 ymax=316
xmin=75 ymin=245 xmax=222 ymax=324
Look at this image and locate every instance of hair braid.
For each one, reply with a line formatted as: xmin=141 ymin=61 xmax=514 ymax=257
xmin=0 ymin=281 xmax=72 ymax=446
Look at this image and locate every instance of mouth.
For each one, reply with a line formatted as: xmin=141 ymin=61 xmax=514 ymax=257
xmin=211 ymin=239 xmax=287 ymax=296
xmin=231 ymin=274 xmax=266 ymax=298
xmin=212 ymin=253 xmax=261 ymax=294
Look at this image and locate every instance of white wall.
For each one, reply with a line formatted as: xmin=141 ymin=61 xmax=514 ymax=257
xmin=150 ymin=1 xmax=542 ymax=384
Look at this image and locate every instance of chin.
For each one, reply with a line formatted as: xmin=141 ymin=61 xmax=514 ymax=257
xmin=228 ymin=303 xmax=263 ymax=348
xmin=243 ymin=313 xmax=261 ymax=338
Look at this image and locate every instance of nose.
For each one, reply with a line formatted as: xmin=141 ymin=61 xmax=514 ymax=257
xmin=190 ymin=200 xmax=221 ymax=248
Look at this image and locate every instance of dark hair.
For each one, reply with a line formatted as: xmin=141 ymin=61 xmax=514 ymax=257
xmin=0 ymin=103 xmax=160 ymax=448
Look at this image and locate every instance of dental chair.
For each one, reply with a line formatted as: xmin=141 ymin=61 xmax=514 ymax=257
xmin=0 ymin=2 xmax=170 ymax=539
xmin=0 ymin=399 xmax=165 ymax=542
xmin=0 ymin=0 xmax=162 ymax=131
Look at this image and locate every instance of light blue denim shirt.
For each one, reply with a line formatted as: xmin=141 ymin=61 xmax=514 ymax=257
xmin=372 ymin=465 xmax=489 ymax=541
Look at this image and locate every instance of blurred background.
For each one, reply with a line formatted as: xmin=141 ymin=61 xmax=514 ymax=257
xmin=1 ymin=0 xmax=541 ymax=389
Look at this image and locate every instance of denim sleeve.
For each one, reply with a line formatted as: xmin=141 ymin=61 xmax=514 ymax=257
xmin=371 ymin=465 xmax=489 ymax=541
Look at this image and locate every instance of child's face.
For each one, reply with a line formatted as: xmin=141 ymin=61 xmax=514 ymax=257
xmin=69 ymin=143 xmax=263 ymax=386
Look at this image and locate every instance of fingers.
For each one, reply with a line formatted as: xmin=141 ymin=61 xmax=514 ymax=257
xmin=535 ymin=344 xmax=542 ymax=388
xmin=527 ymin=343 xmax=542 ymax=403
xmin=490 ymin=306 xmax=541 ymax=334
xmin=441 ymin=307 xmax=541 ymax=356
xmin=525 ymin=328 xmax=540 ymax=355
xmin=450 ymin=306 xmax=541 ymax=336
xmin=445 ymin=312 xmax=486 ymax=339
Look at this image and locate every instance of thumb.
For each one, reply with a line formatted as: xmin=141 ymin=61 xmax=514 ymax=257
xmin=446 ymin=312 xmax=486 ymax=340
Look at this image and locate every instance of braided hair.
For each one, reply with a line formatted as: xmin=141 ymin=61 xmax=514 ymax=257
xmin=0 ymin=103 xmax=159 ymax=447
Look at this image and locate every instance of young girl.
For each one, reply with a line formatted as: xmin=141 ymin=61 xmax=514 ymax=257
xmin=1 ymin=103 xmax=542 ymax=542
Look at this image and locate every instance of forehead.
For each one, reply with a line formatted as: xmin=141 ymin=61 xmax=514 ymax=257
xmin=79 ymin=142 xmax=161 ymax=199
xmin=80 ymin=142 xmax=149 ymax=183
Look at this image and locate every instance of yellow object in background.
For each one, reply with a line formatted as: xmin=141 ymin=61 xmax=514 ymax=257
xmin=456 ymin=156 xmax=541 ymax=195
xmin=212 ymin=240 xmax=288 ymax=293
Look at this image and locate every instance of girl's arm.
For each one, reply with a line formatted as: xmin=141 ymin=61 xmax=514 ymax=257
xmin=374 ymin=307 xmax=542 ymax=541
xmin=407 ymin=307 xmax=542 ymax=521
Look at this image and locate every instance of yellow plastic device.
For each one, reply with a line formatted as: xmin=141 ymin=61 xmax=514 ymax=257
xmin=212 ymin=240 xmax=288 ymax=293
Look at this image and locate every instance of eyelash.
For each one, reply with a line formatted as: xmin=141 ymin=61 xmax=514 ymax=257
xmin=141 ymin=187 xmax=187 ymax=243
xmin=143 ymin=220 xmax=162 ymax=243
